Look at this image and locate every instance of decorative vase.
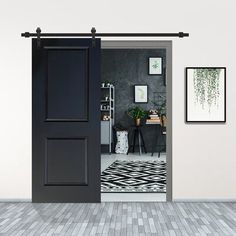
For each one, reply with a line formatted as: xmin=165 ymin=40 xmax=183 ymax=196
xmin=135 ymin=118 xmax=141 ymax=126
xmin=115 ymin=130 xmax=129 ymax=154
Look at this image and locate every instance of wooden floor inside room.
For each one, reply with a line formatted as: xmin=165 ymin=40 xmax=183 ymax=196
xmin=0 ymin=202 xmax=235 ymax=235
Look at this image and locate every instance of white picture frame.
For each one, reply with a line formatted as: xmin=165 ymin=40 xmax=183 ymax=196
xmin=149 ymin=57 xmax=162 ymax=75
xmin=186 ymin=67 xmax=226 ymax=122
xmin=134 ymin=85 xmax=148 ymax=103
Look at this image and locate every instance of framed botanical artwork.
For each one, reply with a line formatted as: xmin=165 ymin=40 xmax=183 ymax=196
xmin=149 ymin=57 xmax=162 ymax=75
xmin=186 ymin=67 xmax=226 ymax=122
xmin=134 ymin=85 xmax=148 ymax=103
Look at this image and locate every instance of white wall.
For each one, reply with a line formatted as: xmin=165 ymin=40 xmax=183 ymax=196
xmin=0 ymin=0 xmax=235 ymax=200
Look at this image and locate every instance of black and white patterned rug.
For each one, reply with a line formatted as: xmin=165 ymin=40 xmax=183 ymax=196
xmin=101 ymin=160 xmax=166 ymax=193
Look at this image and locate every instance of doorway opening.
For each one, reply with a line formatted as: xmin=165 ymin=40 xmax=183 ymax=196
xmin=100 ymin=41 xmax=172 ymax=202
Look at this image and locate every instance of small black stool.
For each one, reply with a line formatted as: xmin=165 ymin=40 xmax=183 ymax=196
xmin=127 ymin=125 xmax=147 ymax=155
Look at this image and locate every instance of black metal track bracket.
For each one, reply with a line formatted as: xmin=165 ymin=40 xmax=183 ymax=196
xmin=36 ymin=27 xmax=41 ymax=48
xmin=91 ymin=27 xmax=96 ymax=47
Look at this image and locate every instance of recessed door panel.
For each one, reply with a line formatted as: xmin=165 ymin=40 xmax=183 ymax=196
xmin=46 ymin=48 xmax=88 ymax=121
xmin=45 ymin=138 xmax=87 ymax=185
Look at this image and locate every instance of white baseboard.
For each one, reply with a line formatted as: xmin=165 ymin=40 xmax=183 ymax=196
xmin=0 ymin=199 xmax=31 ymax=202
xmin=173 ymin=199 xmax=236 ymax=202
xmin=0 ymin=198 xmax=235 ymax=203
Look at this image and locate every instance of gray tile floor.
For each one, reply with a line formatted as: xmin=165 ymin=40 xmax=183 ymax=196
xmin=0 ymin=202 xmax=235 ymax=235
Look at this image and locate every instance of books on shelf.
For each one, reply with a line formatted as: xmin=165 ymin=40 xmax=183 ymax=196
xmin=146 ymin=116 xmax=160 ymax=124
xmin=149 ymin=114 xmax=159 ymax=119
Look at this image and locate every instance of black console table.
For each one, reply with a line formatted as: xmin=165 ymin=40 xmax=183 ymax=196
xmin=146 ymin=122 xmax=166 ymax=157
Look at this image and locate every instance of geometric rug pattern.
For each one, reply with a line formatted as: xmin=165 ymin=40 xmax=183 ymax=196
xmin=101 ymin=160 xmax=166 ymax=193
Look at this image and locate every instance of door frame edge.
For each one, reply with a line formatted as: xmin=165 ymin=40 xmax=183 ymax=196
xmin=101 ymin=40 xmax=173 ymax=202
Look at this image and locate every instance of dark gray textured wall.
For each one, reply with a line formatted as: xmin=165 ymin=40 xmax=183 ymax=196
xmin=101 ymin=49 xmax=166 ymax=152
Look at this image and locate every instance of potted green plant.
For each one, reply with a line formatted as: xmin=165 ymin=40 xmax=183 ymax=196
xmin=151 ymin=100 xmax=166 ymax=116
xmin=127 ymin=106 xmax=147 ymax=126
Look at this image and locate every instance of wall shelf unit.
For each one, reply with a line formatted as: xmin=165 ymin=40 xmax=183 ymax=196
xmin=101 ymin=85 xmax=115 ymax=153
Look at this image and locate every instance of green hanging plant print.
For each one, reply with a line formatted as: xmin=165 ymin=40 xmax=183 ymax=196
xmin=186 ymin=67 xmax=226 ymax=122
xmin=193 ymin=68 xmax=221 ymax=111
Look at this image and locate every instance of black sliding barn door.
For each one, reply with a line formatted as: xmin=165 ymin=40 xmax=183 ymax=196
xmin=32 ymin=38 xmax=101 ymax=202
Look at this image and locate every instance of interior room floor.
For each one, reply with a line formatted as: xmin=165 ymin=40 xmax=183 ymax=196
xmin=101 ymin=153 xmax=166 ymax=202
xmin=0 ymin=202 xmax=235 ymax=235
